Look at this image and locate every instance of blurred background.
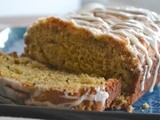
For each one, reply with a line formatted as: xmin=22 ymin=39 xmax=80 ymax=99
xmin=0 ymin=0 xmax=159 ymax=28
xmin=82 ymin=0 xmax=160 ymax=13
xmin=0 ymin=0 xmax=159 ymax=16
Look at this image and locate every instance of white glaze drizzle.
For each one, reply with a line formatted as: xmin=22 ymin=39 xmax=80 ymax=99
xmin=141 ymin=65 xmax=148 ymax=91
xmin=0 ymin=78 xmax=30 ymax=100
xmin=107 ymin=7 xmax=160 ymax=22
xmin=0 ymin=94 xmax=15 ymax=104
xmin=26 ymin=86 xmax=109 ymax=109
xmin=62 ymin=91 xmax=78 ymax=99
xmin=98 ymin=7 xmax=160 ymax=92
xmin=69 ymin=13 xmax=110 ymax=34
xmin=150 ymin=58 xmax=160 ymax=92
xmin=0 ymin=78 xmax=31 ymax=93
xmin=61 ymin=86 xmax=109 ymax=107
xmin=0 ymin=77 xmax=109 ymax=109
xmin=112 ymin=28 xmax=153 ymax=78
xmin=68 ymin=6 xmax=160 ymax=92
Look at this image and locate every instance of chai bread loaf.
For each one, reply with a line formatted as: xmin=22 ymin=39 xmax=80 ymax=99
xmin=0 ymin=52 xmax=121 ymax=111
xmin=24 ymin=7 xmax=160 ymax=109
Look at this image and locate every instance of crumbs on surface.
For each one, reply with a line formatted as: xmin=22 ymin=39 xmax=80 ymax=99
xmin=142 ymin=103 xmax=150 ymax=109
xmin=127 ymin=105 xmax=134 ymax=113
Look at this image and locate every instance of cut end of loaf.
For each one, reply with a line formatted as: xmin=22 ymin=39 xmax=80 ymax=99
xmin=24 ymin=16 xmax=139 ymax=96
xmin=0 ymin=52 xmax=121 ymax=111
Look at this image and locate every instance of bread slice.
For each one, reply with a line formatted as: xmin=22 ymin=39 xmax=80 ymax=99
xmin=24 ymin=7 xmax=160 ymax=109
xmin=0 ymin=52 xmax=121 ymax=111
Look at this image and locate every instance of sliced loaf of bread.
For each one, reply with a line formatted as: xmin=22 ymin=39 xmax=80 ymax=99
xmin=24 ymin=7 xmax=160 ymax=109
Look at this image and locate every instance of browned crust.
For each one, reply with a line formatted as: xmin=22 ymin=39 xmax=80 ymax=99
xmin=30 ymin=79 xmax=121 ymax=111
xmin=0 ymin=77 xmax=121 ymax=111
xmin=105 ymin=79 xmax=121 ymax=108
xmin=111 ymin=58 xmax=160 ymax=110
xmin=127 ymin=58 xmax=160 ymax=106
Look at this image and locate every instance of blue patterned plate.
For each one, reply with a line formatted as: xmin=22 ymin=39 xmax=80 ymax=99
xmin=133 ymin=86 xmax=160 ymax=113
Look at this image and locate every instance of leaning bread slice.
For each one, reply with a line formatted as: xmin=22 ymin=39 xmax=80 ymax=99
xmin=0 ymin=52 xmax=121 ymax=111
